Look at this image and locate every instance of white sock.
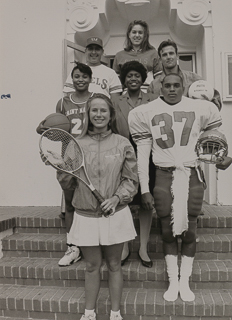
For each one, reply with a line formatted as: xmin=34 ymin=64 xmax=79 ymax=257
xmin=110 ymin=310 xmax=121 ymax=316
xmin=179 ymin=256 xmax=195 ymax=302
xmin=66 ymin=232 xmax=71 ymax=244
xmin=163 ymin=255 xmax=179 ymax=302
xmin=85 ymin=309 xmax=95 ymax=317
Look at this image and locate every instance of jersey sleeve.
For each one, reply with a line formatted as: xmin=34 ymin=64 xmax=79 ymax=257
xmin=212 ymin=89 xmax=222 ymax=111
xmin=128 ymin=109 xmax=152 ymax=194
xmin=200 ymin=101 xmax=222 ymax=131
xmin=109 ymin=69 xmax=123 ymax=94
xmin=128 ymin=109 xmax=152 ymax=145
xmin=55 ymin=98 xmax=63 ymax=114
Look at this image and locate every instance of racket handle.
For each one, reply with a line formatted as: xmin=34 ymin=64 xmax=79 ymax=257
xmin=92 ymin=190 xmax=113 ymax=217
xmin=103 ymin=209 xmax=114 ymax=217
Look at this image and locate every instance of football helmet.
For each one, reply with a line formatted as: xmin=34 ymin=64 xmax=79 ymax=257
xmin=195 ymin=129 xmax=228 ymax=164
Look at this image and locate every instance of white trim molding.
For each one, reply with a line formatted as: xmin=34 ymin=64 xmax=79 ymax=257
xmin=221 ymin=52 xmax=232 ymax=102
xmin=117 ymin=0 xmax=150 ymax=5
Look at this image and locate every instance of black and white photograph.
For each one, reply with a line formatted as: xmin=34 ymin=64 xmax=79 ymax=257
xmin=0 ymin=1 xmax=232 ymax=319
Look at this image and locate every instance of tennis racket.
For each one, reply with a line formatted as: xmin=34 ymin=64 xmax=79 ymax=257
xmin=39 ymin=128 xmax=112 ymax=217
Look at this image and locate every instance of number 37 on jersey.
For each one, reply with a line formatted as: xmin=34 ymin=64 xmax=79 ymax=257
xmin=128 ymin=97 xmax=222 ymax=160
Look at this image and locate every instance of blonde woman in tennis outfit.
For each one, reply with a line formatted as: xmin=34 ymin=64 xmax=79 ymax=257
xmin=60 ymin=93 xmax=138 ymax=320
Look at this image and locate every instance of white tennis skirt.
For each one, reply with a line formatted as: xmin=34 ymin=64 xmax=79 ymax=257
xmin=68 ymin=205 xmax=137 ymax=246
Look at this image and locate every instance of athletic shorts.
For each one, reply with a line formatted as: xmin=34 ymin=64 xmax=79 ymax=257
xmin=68 ymin=205 xmax=137 ymax=246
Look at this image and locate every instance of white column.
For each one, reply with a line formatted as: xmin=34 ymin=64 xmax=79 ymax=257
xmin=174 ymin=0 xmax=217 ymax=204
xmin=201 ymin=24 xmax=218 ymax=204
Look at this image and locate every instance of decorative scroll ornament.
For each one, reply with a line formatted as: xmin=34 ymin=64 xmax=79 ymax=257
xmin=67 ymin=0 xmax=99 ymax=31
xmin=177 ymin=0 xmax=211 ymax=26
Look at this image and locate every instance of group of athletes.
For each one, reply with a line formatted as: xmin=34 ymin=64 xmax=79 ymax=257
xmin=37 ymin=20 xmax=231 ymax=320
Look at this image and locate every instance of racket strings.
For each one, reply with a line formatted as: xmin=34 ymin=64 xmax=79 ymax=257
xmin=40 ymin=128 xmax=111 ymax=215
xmin=41 ymin=129 xmax=83 ymax=172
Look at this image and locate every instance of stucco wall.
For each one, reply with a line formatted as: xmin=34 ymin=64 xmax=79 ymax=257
xmin=0 ymin=0 xmax=232 ymax=206
xmin=0 ymin=0 xmax=66 ymax=205
xmin=211 ymin=0 xmax=232 ymax=205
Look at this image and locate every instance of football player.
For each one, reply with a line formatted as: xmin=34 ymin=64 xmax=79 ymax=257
xmin=128 ymin=73 xmax=227 ymax=302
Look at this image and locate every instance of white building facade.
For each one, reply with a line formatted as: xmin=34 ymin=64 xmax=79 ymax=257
xmin=1 ymin=0 xmax=232 ymax=206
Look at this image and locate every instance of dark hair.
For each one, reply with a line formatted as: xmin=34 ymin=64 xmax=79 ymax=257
xmin=158 ymin=39 xmax=178 ymax=57
xmin=161 ymin=73 xmax=184 ymax=87
xmin=124 ymin=20 xmax=154 ymax=52
xmin=79 ymin=93 xmax=118 ymax=137
xmin=120 ymin=61 xmax=147 ymax=85
xmin=71 ymin=62 xmax=92 ymax=79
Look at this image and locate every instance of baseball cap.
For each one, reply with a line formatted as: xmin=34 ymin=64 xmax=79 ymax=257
xmin=86 ymin=37 xmax=103 ymax=48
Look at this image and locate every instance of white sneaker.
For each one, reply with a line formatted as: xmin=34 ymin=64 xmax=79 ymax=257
xmin=110 ymin=315 xmax=123 ymax=320
xmin=58 ymin=245 xmax=81 ymax=267
xmin=80 ymin=313 xmax=96 ymax=320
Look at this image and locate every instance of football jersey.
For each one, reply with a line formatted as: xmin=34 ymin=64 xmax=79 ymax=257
xmin=63 ymin=64 xmax=122 ymax=97
xmin=129 ymin=96 xmax=222 ymax=168
xmin=56 ymin=94 xmax=93 ymax=137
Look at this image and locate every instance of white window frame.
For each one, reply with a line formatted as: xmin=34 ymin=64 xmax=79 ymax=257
xmin=178 ymin=53 xmax=196 ymax=73
xmin=107 ymin=53 xmax=197 ymax=73
xmin=62 ymin=39 xmax=86 ymax=85
xmin=221 ymin=52 xmax=232 ymax=101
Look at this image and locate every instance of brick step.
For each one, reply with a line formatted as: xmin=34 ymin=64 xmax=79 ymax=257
xmin=2 ymin=233 xmax=232 ymax=258
xmin=1 ymin=316 xmax=232 ymax=320
xmin=13 ymin=213 xmax=232 ymax=232
xmin=0 ymin=318 xmax=51 ymax=320
xmin=15 ymin=226 xmax=232 ymax=237
xmin=0 ymin=284 xmax=232 ymax=319
xmin=0 ymin=257 xmax=231 ymax=289
xmin=13 ymin=216 xmax=158 ymax=235
xmin=1 ymin=204 xmax=232 ymax=229
xmin=7 ymin=205 xmax=231 ymax=234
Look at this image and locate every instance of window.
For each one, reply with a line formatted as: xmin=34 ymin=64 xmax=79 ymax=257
xmin=221 ymin=52 xmax=232 ymax=101
xmin=178 ymin=54 xmax=196 ymax=73
xmin=107 ymin=53 xmax=196 ymax=72
xmin=63 ymin=39 xmax=86 ymax=85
